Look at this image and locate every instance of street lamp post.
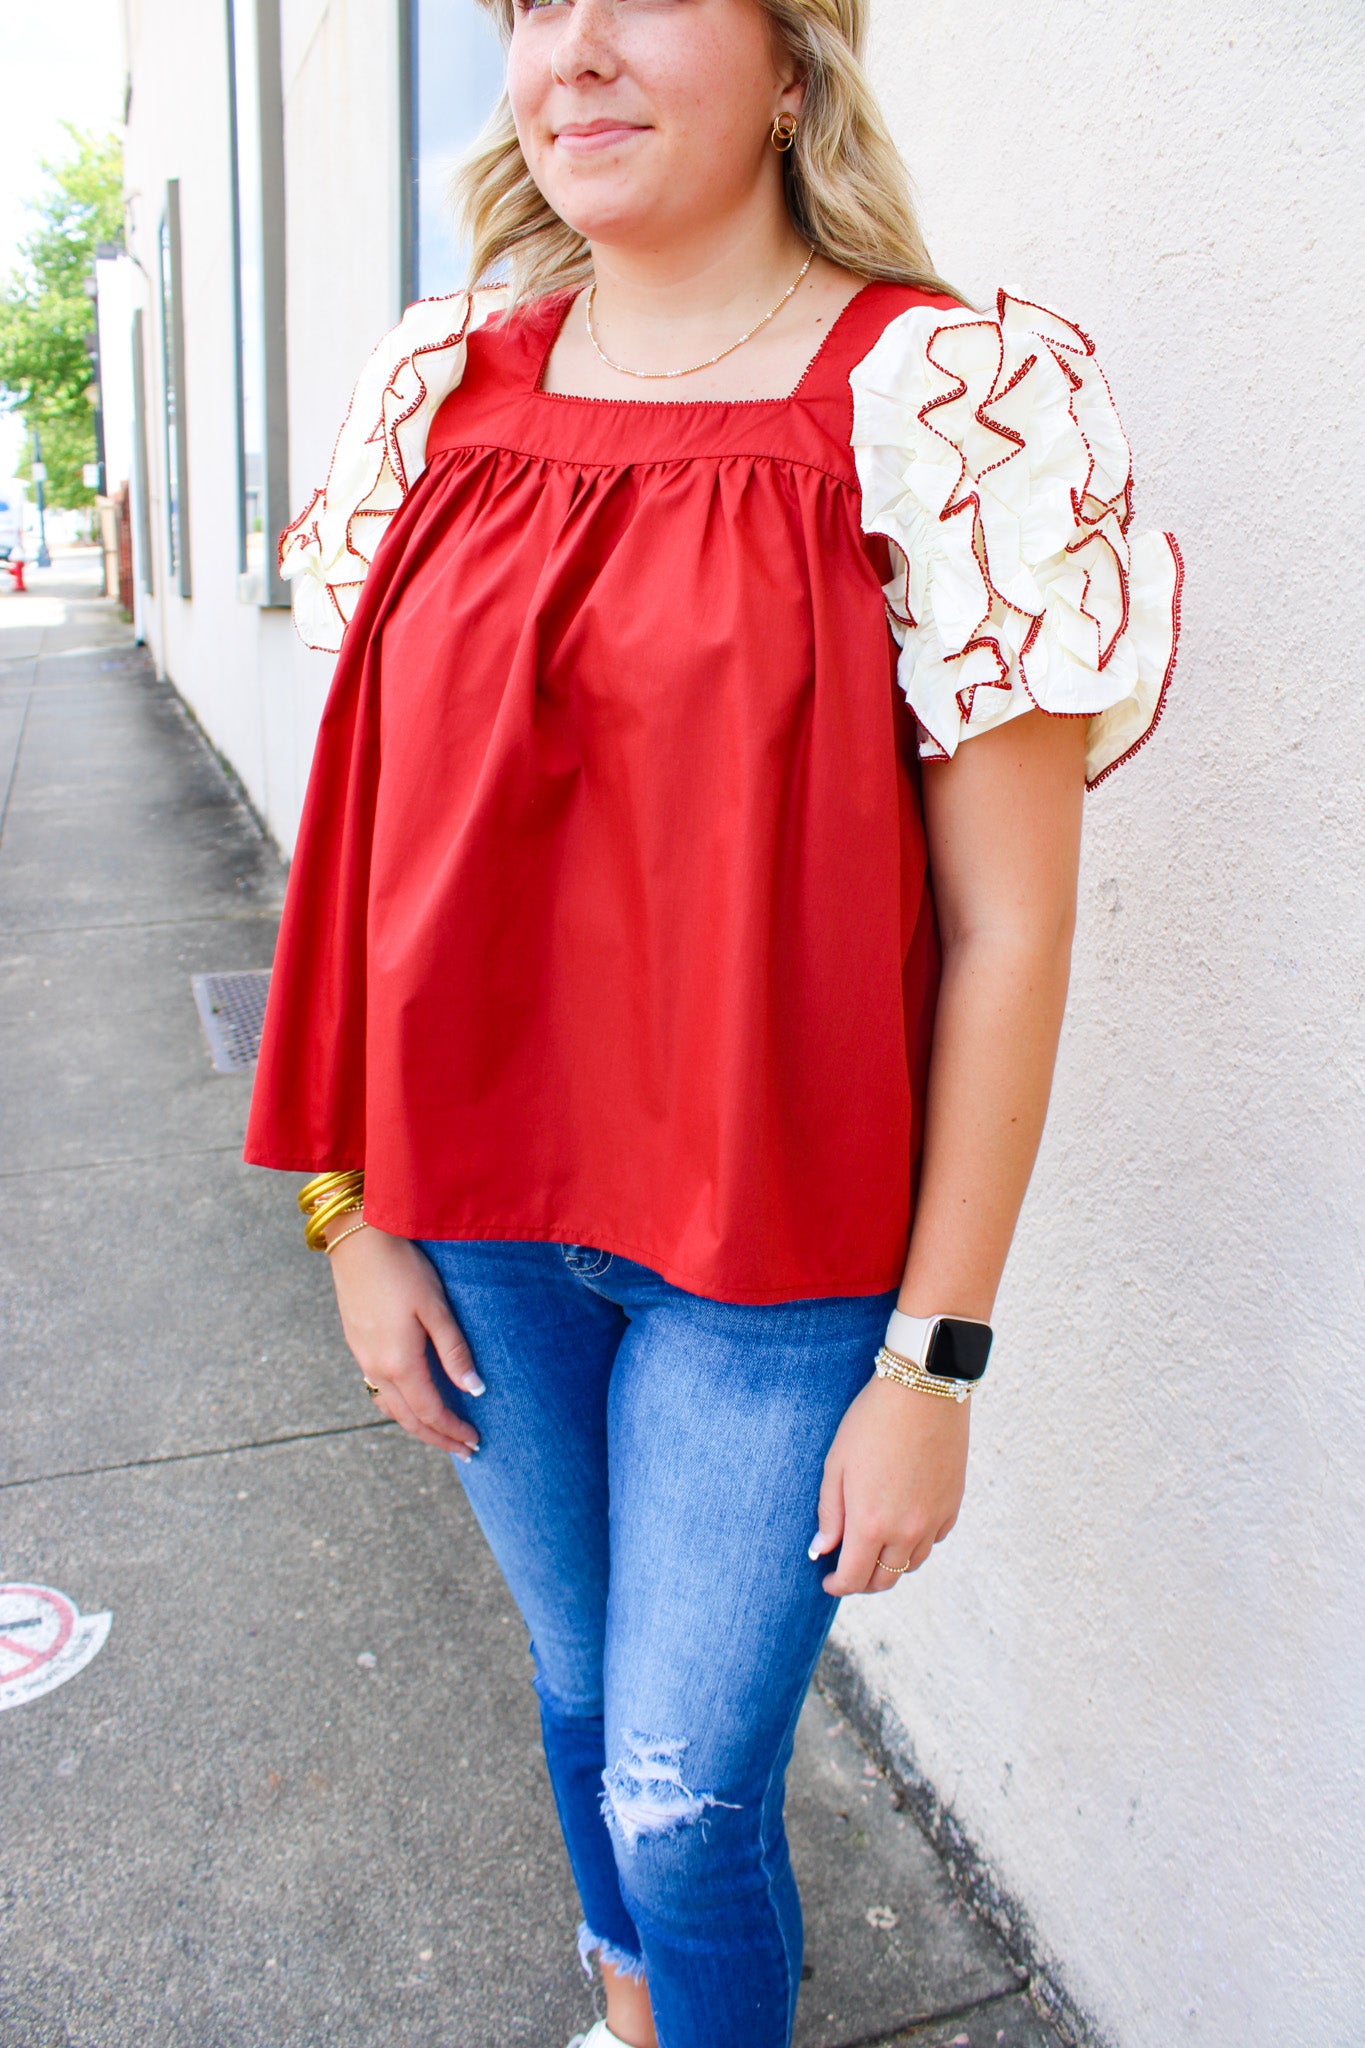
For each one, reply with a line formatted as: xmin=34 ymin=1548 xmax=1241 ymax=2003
xmin=30 ymin=428 xmax=52 ymax=570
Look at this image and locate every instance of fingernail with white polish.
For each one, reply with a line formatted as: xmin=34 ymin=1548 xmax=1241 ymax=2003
xmin=808 ymin=1534 xmax=828 ymax=1561
xmin=464 ymin=1374 xmax=486 ymax=1396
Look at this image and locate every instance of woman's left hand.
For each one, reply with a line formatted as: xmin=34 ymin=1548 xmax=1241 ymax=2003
xmin=811 ymin=1376 xmax=970 ymax=1594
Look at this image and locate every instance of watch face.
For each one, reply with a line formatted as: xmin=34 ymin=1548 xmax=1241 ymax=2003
xmin=925 ymin=1318 xmax=993 ymax=1383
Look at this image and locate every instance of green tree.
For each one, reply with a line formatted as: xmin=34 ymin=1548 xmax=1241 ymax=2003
xmin=0 ymin=126 xmax=124 ymax=510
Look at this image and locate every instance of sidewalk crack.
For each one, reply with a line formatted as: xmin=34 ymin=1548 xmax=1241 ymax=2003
xmin=0 ymin=678 xmax=35 ymax=851
xmin=0 ymin=1418 xmax=395 ymax=1491
xmin=0 ymin=1143 xmax=246 ymax=1181
xmin=832 ymin=1978 xmax=1039 ymax=2048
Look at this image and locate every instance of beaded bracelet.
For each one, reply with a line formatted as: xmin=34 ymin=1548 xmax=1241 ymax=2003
xmin=873 ymin=1345 xmax=973 ymax=1404
xmin=324 ymin=1216 xmax=369 ymax=1255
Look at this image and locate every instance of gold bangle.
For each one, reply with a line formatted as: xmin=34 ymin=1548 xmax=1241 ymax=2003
xmin=325 ymin=1217 xmax=368 ymax=1255
xmin=873 ymin=1346 xmax=973 ymax=1404
xmin=304 ymin=1200 xmax=363 ymax=1252
xmin=299 ymin=1170 xmax=366 ymax=1250
xmin=298 ymin=1169 xmax=364 ymax=1218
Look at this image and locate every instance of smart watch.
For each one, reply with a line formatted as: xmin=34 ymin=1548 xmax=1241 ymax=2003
xmin=875 ymin=1307 xmax=994 ymax=1402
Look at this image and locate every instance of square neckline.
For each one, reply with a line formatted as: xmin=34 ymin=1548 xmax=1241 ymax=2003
xmin=531 ymin=279 xmax=878 ymax=411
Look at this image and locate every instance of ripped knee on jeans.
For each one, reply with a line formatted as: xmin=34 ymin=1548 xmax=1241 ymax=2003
xmin=600 ymin=1731 xmax=738 ymax=1852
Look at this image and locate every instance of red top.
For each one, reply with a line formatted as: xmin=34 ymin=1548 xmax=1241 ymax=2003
xmin=245 ymin=281 xmax=956 ymax=1304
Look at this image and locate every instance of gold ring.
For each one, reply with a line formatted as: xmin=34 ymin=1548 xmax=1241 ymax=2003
xmin=362 ymin=1379 xmax=381 ymax=1399
xmin=874 ymin=1554 xmax=912 ymax=1576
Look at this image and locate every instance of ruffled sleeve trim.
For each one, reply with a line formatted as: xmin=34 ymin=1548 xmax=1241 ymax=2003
xmin=849 ymin=289 xmax=1182 ymax=789
xmin=278 ymin=288 xmax=506 ymax=653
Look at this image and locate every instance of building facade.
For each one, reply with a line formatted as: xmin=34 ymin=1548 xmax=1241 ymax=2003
xmin=116 ymin=6 xmax=1364 ymax=2046
xmin=120 ymin=0 xmax=501 ymax=849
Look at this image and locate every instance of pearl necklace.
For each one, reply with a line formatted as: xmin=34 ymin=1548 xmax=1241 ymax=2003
xmin=584 ymin=248 xmax=816 ymax=382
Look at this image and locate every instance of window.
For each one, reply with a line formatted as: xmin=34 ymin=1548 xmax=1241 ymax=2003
xmin=158 ymin=181 xmax=191 ymax=598
xmin=227 ymin=0 xmax=289 ymax=605
xmin=402 ymin=0 xmax=505 ymax=303
xmin=131 ymin=308 xmax=154 ymax=596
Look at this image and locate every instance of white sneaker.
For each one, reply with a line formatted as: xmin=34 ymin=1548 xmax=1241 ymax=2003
xmin=565 ymin=2023 xmax=635 ymax=2048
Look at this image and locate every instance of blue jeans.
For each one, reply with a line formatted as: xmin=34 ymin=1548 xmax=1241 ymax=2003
xmin=416 ymin=1237 xmax=897 ymax=2048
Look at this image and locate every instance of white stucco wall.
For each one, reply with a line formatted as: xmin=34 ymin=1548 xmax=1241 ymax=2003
xmin=122 ymin=0 xmax=399 ymax=852
xmin=837 ymin=6 xmax=1365 ymax=2044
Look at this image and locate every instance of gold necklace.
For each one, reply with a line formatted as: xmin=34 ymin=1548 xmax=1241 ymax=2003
xmin=584 ymin=248 xmax=816 ymax=382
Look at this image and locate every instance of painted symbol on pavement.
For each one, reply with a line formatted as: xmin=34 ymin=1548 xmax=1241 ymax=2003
xmin=0 ymin=1583 xmax=111 ymax=1712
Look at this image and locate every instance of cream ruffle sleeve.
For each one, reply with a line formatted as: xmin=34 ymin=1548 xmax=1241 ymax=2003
xmin=278 ymin=289 xmax=505 ymax=653
xmin=849 ymin=290 xmax=1183 ymax=788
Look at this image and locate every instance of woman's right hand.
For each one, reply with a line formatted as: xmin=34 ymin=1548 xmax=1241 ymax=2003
xmin=323 ymin=1222 xmax=484 ymax=1461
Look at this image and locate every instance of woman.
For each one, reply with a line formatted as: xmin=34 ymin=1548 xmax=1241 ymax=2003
xmin=246 ymin=2 xmax=1181 ymax=2044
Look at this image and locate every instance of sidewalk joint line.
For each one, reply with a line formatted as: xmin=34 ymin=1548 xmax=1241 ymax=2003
xmin=0 ymin=1144 xmax=246 ymax=1180
xmin=0 ymin=910 xmax=281 ymax=938
xmin=0 ymin=673 xmax=36 ymax=852
xmin=834 ymin=1978 xmax=1035 ymax=2048
xmin=0 ymin=1418 xmax=395 ymax=1491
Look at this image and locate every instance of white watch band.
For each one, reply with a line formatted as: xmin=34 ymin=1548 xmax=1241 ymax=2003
xmin=884 ymin=1308 xmax=937 ymax=1369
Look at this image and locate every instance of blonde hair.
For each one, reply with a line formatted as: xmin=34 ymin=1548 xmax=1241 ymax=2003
xmin=456 ymin=0 xmax=964 ymax=305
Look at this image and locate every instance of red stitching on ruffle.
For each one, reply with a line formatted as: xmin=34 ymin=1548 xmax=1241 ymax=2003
xmin=997 ymin=289 xmax=1136 ymax=544
xmin=881 ymin=535 xmax=919 ymax=632
xmin=947 ymin=637 xmax=1011 ymax=725
xmin=1068 ymin=523 xmax=1130 ymax=672
xmin=1012 ymin=614 xmax=1058 ymax=719
xmin=276 ymin=290 xmax=478 ymax=603
xmin=919 ymin=317 xmax=1026 ymax=515
xmin=382 ymin=298 xmax=477 ymax=496
xmin=1083 ymin=532 xmax=1184 ymax=790
xmin=996 ymin=288 xmax=1097 ymax=360
xmin=915 ymin=317 xmax=1063 ymax=644
xmin=278 ymin=486 xmax=324 ymax=569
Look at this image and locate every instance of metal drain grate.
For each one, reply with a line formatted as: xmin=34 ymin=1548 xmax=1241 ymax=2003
xmin=191 ymin=970 xmax=272 ymax=1073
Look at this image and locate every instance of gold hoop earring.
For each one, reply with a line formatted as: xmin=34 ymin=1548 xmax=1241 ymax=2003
xmin=771 ymin=112 xmax=798 ymax=153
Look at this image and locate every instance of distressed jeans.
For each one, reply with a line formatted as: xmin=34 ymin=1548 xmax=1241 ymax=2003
xmin=416 ymin=1236 xmax=898 ymax=2048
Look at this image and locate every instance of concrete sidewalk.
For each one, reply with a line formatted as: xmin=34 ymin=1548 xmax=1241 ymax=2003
xmin=0 ymin=555 xmax=1061 ymax=2048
